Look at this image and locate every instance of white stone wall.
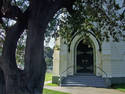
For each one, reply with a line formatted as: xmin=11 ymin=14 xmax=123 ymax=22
xmin=60 ymin=38 xmax=69 ymax=77
xmin=53 ymin=38 xmax=60 ymax=77
xmin=101 ymin=41 xmax=112 ymax=77
xmin=53 ymin=37 xmax=70 ymax=77
xmin=53 ymin=35 xmax=125 ymax=78
xmin=110 ymin=41 xmax=125 ymax=77
xmin=102 ymin=40 xmax=125 ymax=78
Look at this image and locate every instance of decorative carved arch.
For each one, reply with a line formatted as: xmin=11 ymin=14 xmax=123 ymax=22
xmin=69 ymin=32 xmax=102 ymax=75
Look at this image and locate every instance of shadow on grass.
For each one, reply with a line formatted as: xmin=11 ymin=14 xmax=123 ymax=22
xmin=111 ymin=84 xmax=125 ymax=92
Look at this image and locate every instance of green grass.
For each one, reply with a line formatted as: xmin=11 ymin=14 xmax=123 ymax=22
xmin=46 ymin=83 xmax=58 ymax=86
xmin=112 ymin=84 xmax=125 ymax=92
xmin=44 ymin=73 xmax=69 ymax=94
xmin=45 ymin=73 xmax=52 ymax=81
xmin=45 ymin=72 xmax=58 ymax=86
xmin=43 ymin=89 xmax=70 ymax=94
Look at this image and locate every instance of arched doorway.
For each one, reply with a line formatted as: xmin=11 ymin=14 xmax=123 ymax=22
xmin=76 ymin=39 xmax=94 ymax=74
xmin=69 ymin=33 xmax=101 ymax=76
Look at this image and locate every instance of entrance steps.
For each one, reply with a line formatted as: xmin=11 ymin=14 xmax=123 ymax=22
xmin=61 ymin=75 xmax=109 ymax=88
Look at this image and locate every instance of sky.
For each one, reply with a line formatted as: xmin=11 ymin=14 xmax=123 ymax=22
xmin=44 ymin=38 xmax=55 ymax=49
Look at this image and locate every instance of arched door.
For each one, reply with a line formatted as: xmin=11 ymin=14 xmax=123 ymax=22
xmin=76 ymin=40 xmax=93 ymax=74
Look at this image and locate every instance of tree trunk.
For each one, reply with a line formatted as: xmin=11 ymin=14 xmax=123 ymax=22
xmin=24 ymin=20 xmax=46 ymax=94
xmin=0 ymin=0 xmax=76 ymax=94
xmin=24 ymin=1 xmax=61 ymax=93
xmin=0 ymin=67 xmax=5 ymax=94
xmin=1 ymin=6 xmax=59 ymax=94
xmin=1 ymin=20 xmax=26 ymax=94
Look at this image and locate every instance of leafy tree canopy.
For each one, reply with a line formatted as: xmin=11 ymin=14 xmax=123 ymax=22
xmin=0 ymin=0 xmax=125 ymax=44
xmin=47 ymin=0 xmax=125 ymax=44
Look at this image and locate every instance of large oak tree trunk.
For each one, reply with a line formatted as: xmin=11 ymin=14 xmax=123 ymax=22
xmin=23 ymin=1 xmax=62 ymax=93
xmin=0 ymin=0 xmax=75 ymax=94
xmin=0 ymin=8 xmax=57 ymax=94
xmin=24 ymin=20 xmax=46 ymax=94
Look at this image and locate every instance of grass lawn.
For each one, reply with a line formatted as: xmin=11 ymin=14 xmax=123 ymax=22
xmin=45 ymin=72 xmax=59 ymax=86
xmin=44 ymin=73 xmax=68 ymax=94
xmin=43 ymin=89 xmax=70 ymax=94
xmin=46 ymin=83 xmax=58 ymax=86
xmin=45 ymin=73 xmax=52 ymax=81
xmin=112 ymin=84 xmax=125 ymax=92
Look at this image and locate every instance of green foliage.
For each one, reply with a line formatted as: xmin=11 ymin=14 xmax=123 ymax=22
xmin=16 ymin=31 xmax=26 ymax=70
xmin=44 ymin=47 xmax=53 ymax=69
xmin=1 ymin=0 xmax=125 ymax=46
xmin=47 ymin=0 xmax=125 ymax=44
xmin=0 ymin=29 xmax=5 ymax=52
xmin=45 ymin=10 xmax=62 ymax=42
xmin=11 ymin=0 xmax=29 ymax=11
xmin=16 ymin=34 xmax=54 ymax=70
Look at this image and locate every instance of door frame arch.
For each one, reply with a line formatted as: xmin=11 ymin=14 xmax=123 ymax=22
xmin=70 ymin=33 xmax=101 ymax=76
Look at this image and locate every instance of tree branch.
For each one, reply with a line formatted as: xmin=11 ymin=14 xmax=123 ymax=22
xmin=1 ymin=0 xmax=11 ymax=13
xmin=62 ymin=0 xmax=76 ymax=12
xmin=3 ymin=5 xmax=23 ymax=20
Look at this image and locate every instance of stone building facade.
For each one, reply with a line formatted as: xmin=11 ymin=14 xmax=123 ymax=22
xmin=52 ymin=32 xmax=125 ymax=86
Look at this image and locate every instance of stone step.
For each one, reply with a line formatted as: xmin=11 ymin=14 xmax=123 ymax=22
xmin=61 ymin=75 xmax=108 ymax=88
xmin=61 ymin=84 xmax=107 ymax=88
xmin=64 ymin=80 xmax=105 ymax=83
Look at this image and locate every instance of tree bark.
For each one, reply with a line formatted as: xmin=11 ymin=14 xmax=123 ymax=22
xmin=24 ymin=1 xmax=62 ymax=93
xmin=24 ymin=20 xmax=46 ymax=94
xmin=1 ymin=20 xmax=26 ymax=94
xmin=0 ymin=0 xmax=76 ymax=94
xmin=0 ymin=67 xmax=5 ymax=94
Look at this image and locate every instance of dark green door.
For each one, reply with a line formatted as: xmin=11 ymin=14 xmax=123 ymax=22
xmin=76 ymin=40 xmax=93 ymax=73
